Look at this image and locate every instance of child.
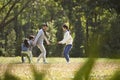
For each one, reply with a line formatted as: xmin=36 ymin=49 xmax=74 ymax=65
xmin=58 ymin=24 xmax=73 ymax=63
xmin=21 ymin=35 xmax=34 ymax=63
xmin=28 ymin=35 xmax=35 ymax=62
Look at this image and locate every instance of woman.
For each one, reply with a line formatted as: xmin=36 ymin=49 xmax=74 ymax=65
xmin=33 ymin=23 xmax=50 ymax=64
xmin=58 ymin=24 xmax=73 ymax=63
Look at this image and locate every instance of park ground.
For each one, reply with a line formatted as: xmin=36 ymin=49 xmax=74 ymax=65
xmin=0 ymin=57 xmax=120 ymax=80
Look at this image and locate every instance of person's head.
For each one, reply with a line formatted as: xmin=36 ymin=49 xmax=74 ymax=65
xmin=29 ymin=35 xmax=34 ymax=40
xmin=62 ymin=24 xmax=69 ymax=31
xmin=24 ymin=38 xmax=29 ymax=47
xmin=42 ymin=23 xmax=48 ymax=31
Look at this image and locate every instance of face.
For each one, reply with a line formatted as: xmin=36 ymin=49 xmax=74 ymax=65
xmin=62 ymin=27 xmax=66 ymax=32
xmin=43 ymin=26 xmax=48 ymax=31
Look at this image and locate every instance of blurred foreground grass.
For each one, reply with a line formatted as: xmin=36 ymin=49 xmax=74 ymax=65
xmin=0 ymin=57 xmax=120 ymax=80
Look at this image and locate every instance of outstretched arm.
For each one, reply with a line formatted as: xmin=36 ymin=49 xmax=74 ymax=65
xmin=58 ymin=32 xmax=70 ymax=44
xmin=44 ymin=36 xmax=50 ymax=45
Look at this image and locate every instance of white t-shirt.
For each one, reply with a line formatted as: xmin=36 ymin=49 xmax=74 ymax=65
xmin=59 ymin=30 xmax=73 ymax=45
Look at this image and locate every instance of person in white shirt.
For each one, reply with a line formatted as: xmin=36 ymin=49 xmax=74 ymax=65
xmin=33 ymin=23 xmax=50 ymax=63
xmin=58 ymin=24 xmax=73 ymax=63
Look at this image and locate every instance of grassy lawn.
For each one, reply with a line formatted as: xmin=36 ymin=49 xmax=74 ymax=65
xmin=0 ymin=57 xmax=120 ymax=80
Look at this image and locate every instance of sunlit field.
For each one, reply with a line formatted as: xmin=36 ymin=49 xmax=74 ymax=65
xmin=0 ymin=57 xmax=120 ymax=80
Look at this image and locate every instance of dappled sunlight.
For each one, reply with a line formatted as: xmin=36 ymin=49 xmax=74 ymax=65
xmin=0 ymin=57 xmax=120 ymax=80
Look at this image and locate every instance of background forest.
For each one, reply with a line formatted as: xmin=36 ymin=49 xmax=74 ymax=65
xmin=0 ymin=0 xmax=120 ymax=58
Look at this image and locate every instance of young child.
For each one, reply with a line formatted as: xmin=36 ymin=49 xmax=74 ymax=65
xmin=21 ymin=35 xmax=34 ymax=63
xmin=28 ymin=35 xmax=35 ymax=62
xmin=58 ymin=24 xmax=73 ymax=63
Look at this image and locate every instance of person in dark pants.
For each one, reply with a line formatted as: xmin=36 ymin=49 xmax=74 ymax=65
xmin=58 ymin=24 xmax=73 ymax=63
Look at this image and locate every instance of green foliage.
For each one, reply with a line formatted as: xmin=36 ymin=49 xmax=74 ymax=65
xmin=110 ymin=71 xmax=120 ymax=80
xmin=0 ymin=0 xmax=120 ymax=58
xmin=71 ymin=21 xmax=84 ymax=57
xmin=2 ymin=65 xmax=20 ymax=80
xmin=6 ymin=29 xmax=16 ymax=56
xmin=31 ymin=65 xmax=45 ymax=80
xmin=3 ymin=72 xmax=20 ymax=80
xmin=101 ymin=16 xmax=120 ymax=58
xmin=0 ymin=48 xmax=6 ymax=56
xmin=53 ymin=19 xmax=65 ymax=57
xmin=73 ymin=58 xmax=96 ymax=80
xmin=73 ymin=34 xmax=100 ymax=80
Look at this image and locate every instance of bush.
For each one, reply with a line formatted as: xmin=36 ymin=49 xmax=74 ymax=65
xmin=0 ymin=48 xmax=6 ymax=56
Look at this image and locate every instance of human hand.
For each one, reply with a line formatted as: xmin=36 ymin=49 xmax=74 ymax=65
xmin=58 ymin=41 xmax=61 ymax=44
xmin=47 ymin=41 xmax=50 ymax=45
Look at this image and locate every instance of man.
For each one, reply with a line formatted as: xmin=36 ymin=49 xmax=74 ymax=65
xmin=33 ymin=23 xmax=50 ymax=63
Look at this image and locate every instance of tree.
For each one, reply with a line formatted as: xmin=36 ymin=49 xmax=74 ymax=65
xmin=0 ymin=0 xmax=33 ymax=31
xmin=6 ymin=29 xmax=16 ymax=56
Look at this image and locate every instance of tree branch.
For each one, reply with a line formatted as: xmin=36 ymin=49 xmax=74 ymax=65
xmin=1 ymin=0 xmax=20 ymax=25
xmin=0 ymin=0 xmax=12 ymax=12
xmin=0 ymin=0 xmax=33 ymax=31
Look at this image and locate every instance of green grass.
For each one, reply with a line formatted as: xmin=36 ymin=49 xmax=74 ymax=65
xmin=0 ymin=57 xmax=120 ymax=80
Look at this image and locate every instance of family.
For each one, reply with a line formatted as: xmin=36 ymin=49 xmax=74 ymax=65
xmin=21 ymin=23 xmax=73 ymax=63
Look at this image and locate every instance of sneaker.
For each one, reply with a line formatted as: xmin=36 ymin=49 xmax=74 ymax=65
xmin=67 ymin=61 xmax=70 ymax=64
xmin=37 ymin=59 xmax=40 ymax=63
xmin=43 ymin=62 xmax=48 ymax=64
xmin=37 ymin=61 xmax=40 ymax=64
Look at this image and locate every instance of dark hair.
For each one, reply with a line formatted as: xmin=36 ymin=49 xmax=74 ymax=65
xmin=42 ymin=23 xmax=48 ymax=27
xmin=62 ymin=24 xmax=69 ymax=31
xmin=24 ymin=39 xmax=29 ymax=48
xmin=29 ymin=35 xmax=34 ymax=40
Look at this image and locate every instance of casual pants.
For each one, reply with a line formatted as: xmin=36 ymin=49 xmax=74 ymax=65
xmin=37 ymin=44 xmax=46 ymax=62
xmin=21 ymin=51 xmax=32 ymax=63
xmin=64 ymin=44 xmax=72 ymax=62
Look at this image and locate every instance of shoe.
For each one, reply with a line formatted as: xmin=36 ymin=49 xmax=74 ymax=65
xmin=37 ymin=59 xmax=40 ymax=63
xmin=67 ymin=61 xmax=70 ymax=64
xmin=37 ymin=61 xmax=40 ymax=63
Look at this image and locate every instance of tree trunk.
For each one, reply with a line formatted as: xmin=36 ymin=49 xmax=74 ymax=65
xmin=14 ymin=7 xmax=22 ymax=56
xmin=71 ymin=17 xmax=84 ymax=57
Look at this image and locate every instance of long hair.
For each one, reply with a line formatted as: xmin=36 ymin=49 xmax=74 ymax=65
xmin=62 ymin=24 xmax=72 ymax=34
xmin=29 ymin=35 xmax=34 ymax=40
xmin=23 ymin=39 xmax=29 ymax=48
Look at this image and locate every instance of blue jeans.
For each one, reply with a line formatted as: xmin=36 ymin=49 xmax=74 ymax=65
xmin=64 ymin=44 xmax=72 ymax=62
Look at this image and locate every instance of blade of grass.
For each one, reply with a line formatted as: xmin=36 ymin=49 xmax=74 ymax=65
xmin=3 ymin=64 xmax=20 ymax=80
xmin=109 ymin=71 xmax=120 ymax=80
xmin=73 ymin=58 xmax=96 ymax=80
